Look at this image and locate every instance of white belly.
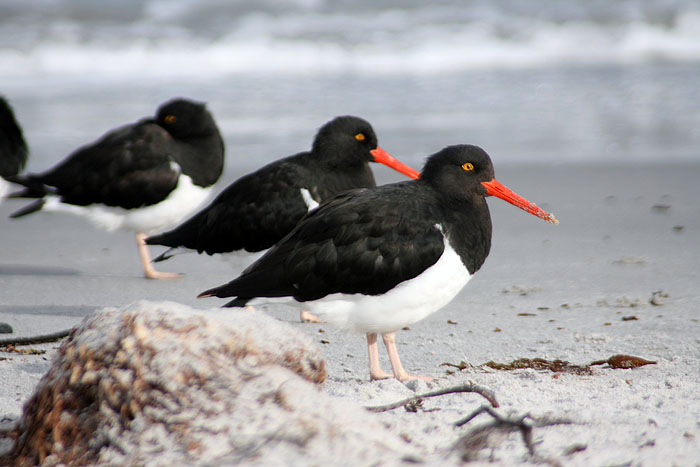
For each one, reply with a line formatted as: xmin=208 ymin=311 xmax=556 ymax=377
xmin=42 ymin=175 xmax=212 ymax=234
xmin=0 ymin=178 xmax=9 ymax=201
xmin=256 ymin=235 xmax=472 ymax=334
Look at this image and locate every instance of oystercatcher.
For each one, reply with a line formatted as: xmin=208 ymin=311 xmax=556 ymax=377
xmin=198 ymin=144 xmax=558 ymax=381
xmin=146 ymin=116 xmax=419 ymax=262
xmin=0 ymin=96 xmax=28 ymax=200
xmin=7 ymin=98 xmax=225 ymax=279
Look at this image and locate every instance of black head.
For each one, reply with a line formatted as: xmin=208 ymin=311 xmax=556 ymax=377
xmin=156 ymin=98 xmax=217 ymax=139
xmin=420 ymin=145 xmax=495 ymax=202
xmin=311 ymin=116 xmax=379 ymax=167
xmin=0 ymin=96 xmax=28 ymax=177
xmin=421 ymin=144 xmax=559 ymax=224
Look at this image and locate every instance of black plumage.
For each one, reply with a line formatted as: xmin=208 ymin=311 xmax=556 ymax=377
xmin=147 ymin=115 xmax=418 ymax=258
xmin=201 ymin=145 xmax=498 ymax=306
xmin=8 ymin=98 xmax=224 ymax=213
xmin=6 ymin=98 xmax=225 ymax=279
xmin=199 ymin=144 xmax=558 ymax=381
xmin=0 ymin=96 xmax=28 ymax=179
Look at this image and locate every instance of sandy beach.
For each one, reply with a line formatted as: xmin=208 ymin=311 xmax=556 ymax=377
xmin=1 ymin=163 xmax=699 ymax=465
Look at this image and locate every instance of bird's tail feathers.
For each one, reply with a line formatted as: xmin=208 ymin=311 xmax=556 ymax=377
xmin=145 ymin=218 xmax=200 ymax=251
xmin=197 ymin=286 xmax=221 ymax=299
xmin=224 ymin=297 xmax=252 ymax=308
xmin=9 ymin=199 xmax=46 ymax=218
xmin=197 ymin=284 xmax=251 ymax=308
xmin=4 ymin=175 xmax=53 ymax=199
xmin=151 ymin=247 xmax=178 ymax=263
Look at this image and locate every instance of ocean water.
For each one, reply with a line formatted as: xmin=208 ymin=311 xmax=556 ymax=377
xmin=2 ymin=0 xmax=699 ymax=173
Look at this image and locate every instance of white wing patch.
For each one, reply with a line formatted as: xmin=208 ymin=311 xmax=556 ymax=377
xmin=300 ymin=188 xmax=320 ymax=211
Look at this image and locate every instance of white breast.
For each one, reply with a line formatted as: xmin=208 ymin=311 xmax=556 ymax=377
xmin=0 ymin=178 xmax=10 ymax=201
xmin=252 ymin=232 xmax=472 ymax=334
xmin=42 ymin=174 xmax=212 ymax=234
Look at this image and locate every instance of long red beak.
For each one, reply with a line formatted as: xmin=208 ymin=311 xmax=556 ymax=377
xmin=370 ymin=147 xmax=420 ymax=180
xmin=481 ymin=179 xmax=559 ymax=224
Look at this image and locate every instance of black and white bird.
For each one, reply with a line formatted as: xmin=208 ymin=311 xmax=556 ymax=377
xmin=146 ymin=115 xmax=419 ymax=263
xmin=198 ymin=144 xmax=558 ymax=381
xmin=0 ymin=96 xmax=28 ymax=200
xmin=7 ymin=98 xmax=225 ymax=279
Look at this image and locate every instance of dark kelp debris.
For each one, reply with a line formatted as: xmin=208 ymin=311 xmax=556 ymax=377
xmin=441 ymin=360 xmax=471 ymax=375
xmin=441 ymin=354 xmax=658 ymax=376
xmin=0 ymin=345 xmax=46 ymax=355
xmin=483 ymin=358 xmax=593 ymax=375
xmin=441 ymin=361 xmax=470 ymax=371
xmin=590 ymin=354 xmax=657 ymax=369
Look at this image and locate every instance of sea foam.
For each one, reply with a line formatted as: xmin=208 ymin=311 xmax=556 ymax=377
xmin=2 ymin=1 xmax=700 ymax=78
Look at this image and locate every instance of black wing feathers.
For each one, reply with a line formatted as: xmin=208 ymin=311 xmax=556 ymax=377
xmin=13 ymin=122 xmax=179 ymax=208
xmin=148 ymin=154 xmax=318 ymax=253
xmin=202 ymin=183 xmax=446 ymax=304
xmin=0 ymin=97 xmax=28 ymax=178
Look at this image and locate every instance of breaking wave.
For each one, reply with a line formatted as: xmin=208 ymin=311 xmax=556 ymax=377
xmin=2 ymin=0 xmax=700 ymax=78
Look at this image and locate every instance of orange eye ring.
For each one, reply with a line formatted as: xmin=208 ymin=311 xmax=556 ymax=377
xmin=164 ymin=115 xmax=177 ymax=124
xmin=462 ymin=162 xmax=474 ymax=171
xmin=354 ymin=133 xmax=366 ymax=142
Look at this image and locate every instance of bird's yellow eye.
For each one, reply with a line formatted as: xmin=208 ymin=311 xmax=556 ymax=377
xmin=164 ymin=115 xmax=177 ymax=124
xmin=462 ymin=162 xmax=474 ymax=171
xmin=354 ymin=133 xmax=366 ymax=142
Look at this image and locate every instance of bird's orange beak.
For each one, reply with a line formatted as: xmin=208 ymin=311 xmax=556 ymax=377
xmin=370 ymin=147 xmax=420 ymax=180
xmin=481 ymin=179 xmax=559 ymax=224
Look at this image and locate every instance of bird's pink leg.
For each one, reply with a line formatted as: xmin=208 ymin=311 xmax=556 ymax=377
xmin=382 ymin=332 xmax=432 ymax=382
xmin=136 ymin=232 xmax=182 ymax=280
xmin=367 ymin=333 xmax=393 ymax=380
xmin=300 ymin=311 xmax=323 ymax=323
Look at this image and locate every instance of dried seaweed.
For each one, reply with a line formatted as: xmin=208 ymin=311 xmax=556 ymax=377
xmin=442 ymin=354 xmax=658 ymax=377
xmin=0 ymin=345 xmax=46 ymax=355
xmin=590 ymin=354 xmax=657 ymax=369
xmin=440 ymin=361 xmax=470 ymax=371
xmin=484 ymin=358 xmax=593 ymax=375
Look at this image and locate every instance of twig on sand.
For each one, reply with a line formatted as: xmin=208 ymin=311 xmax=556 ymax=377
xmin=365 ymin=383 xmax=499 ymax=413
xmin=0 ymin=329 xmax=71 ymax=347
xmin=454 ymin=404 xmax=574 ymax=460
